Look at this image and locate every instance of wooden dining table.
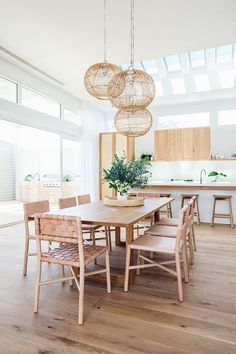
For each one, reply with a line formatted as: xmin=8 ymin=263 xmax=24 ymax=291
xmin=50 ymin=197 xmax=174 ymax=284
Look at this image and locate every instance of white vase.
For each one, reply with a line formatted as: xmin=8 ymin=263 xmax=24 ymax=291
xmin=117 ymin=191 xmax=128 ymax=201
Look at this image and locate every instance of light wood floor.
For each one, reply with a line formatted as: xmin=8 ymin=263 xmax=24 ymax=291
xmin=0 ymin=223 xmax=236 ymax=354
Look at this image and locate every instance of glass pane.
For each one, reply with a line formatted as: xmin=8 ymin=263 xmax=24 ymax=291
xmin=64 ymin=109 xmax=81 ymax=125
xmin=155 ymin=81 xmax=163 ymax=96
xmin=0 ymin=76 xmax=17 ymax=102
xmin=62 ymin=139 xmax=81 ymax=197
xmin=164 ymin=55 xmax=181 ymax=71
xmin=142 ymin=59 xmax=158 ymax=74
xmin=219 ymin=70 xmax=235 ymax=88
xmin=218 ymin=110 xmax=236 ymax=125
xmin=170 ymin=78 xmax=186 ymax=94
xmin=157 ymin=113 xmax=209 ymax=130
xmin=217 ymin=44 xmax=233 ymax=63
xmin=22 ymin=87 xmax=60 ymax=117
xmin=189 ymin=50 xmax=205 ymax=68
xmin=194 ymin=74 xmax=210 ymax=91
xmin=120 ymin=63 xmax=130 ymax=70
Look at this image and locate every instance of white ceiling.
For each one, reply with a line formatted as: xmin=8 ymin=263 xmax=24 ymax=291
xmin=0 ymin=0 xmax=236 ymax=111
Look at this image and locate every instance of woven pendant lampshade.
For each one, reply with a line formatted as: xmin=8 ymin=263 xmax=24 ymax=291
xmin=84 ymin=62 xmax=121 ymax=100
xmin=108 ymin=68 xmax=155 ymax=111
xmin=114 ymin=108 xmax=153 ymax=137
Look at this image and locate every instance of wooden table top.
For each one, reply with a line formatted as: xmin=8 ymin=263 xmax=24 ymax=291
xmin=49 ymin=197 xmax=174 ymax=227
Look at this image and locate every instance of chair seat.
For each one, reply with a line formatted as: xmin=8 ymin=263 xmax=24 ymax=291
xmin=130 ymin=234 xmax=176 ymax=253
xmin=213 ymin=194 xmax=232 ymax=200
xmin=41 ymin=243 xmax=107 ymax=267
xmin=181 ymin=194 xmax=199 ymax=198
xmin=156 ymin=217 xmax=178 ymax=226
xmin=146 ymin=224 xmax=177 ymax=238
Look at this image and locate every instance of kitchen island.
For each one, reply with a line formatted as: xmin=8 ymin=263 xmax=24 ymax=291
xmin=134 ymin=181 xmax=236 ymax=224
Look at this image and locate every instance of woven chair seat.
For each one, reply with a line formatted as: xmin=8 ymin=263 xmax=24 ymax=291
xmin=146 ymin=225 xmax=177 ymax=238
xmin=156 ymin=217 xmax=178 ymax=226
xmin=41 ymin=243 xmax=108 ymax=267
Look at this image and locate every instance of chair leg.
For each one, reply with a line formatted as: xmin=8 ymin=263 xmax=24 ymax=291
xmin=188 ymin=231 xmax=194 ymax=265
xmin=34 ymin=259 xmax=42 ymax=313
xmin=211 ymin=198 xmax=216 ymax=227
xmin=168 ymin=202 xmax=173 ymax=218
xmin=124 ymin=247 xmax=131 ymax=292
xmin=196 ymin=197 xmax=200 ymax=225
xmin=91 ymin=229 xmax=97 ymax=265
xmin=108 ymin=226 xmax=112 ymax=252
xmin=136 ymin=249 xmax=141 ymax=275
xmin=23 ymin=236 xmax=30 ymax=276
xmin=105 ymin=249 xmax=111 ymax=293
xmin=48 ymin=241 xmax=52 ymax=251
xmin=78 ymin=269 xmax=84 ymax=325
xmin=192 ymin=225 xmax=197 ymax=251
xmin=229 ymin=199 xmax=234 ymax=228
xmin=175 ymin=252 xmax=183 ymax=302
xmin=182 ymin=243 xmax=189 ymax=283
xmin=61 ymin=265 xmax=65 ymax=285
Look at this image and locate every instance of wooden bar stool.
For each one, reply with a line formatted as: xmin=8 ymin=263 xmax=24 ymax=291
xmin=181 ymin=194 xmax=200 ymax=225
xmin=160 ymin=193 xmax=173 ymax=218
xmin=211 ymin=195 xmax=234 ymax=228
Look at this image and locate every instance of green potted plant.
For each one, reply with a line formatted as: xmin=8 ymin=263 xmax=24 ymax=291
xmin=208 ymin=171 xmax=227 ymax=182
xmin=103 ymin=153 xmax=151 ymax=200
xmin=140 ymin=153 xmax=153 ymax=162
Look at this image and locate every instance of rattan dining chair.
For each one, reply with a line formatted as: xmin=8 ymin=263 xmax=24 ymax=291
xmin=124 ymin=204 xmax=190 ymax=302
xmin=23 ymin=200 xmax=50 ymax=276
xmin=34 ymin=213 xmax=111 ymax=325
xmin=59 ymin=196 xmax=77 ymax=209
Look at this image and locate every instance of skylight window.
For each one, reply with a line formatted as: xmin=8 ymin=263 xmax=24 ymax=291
xmin=170 ymin=78 xmax=186 ymax=94
xmin=157 ymin=112 xmax=209 ymax=130
xmin=194 ymin=74 xmax=210 ymax=92
xmin=164 ymin=55 xmax=181 ymax=71
xmin=219 ymin=70 xmax=235 ymax=88
xmin=189 ymin=50 xmax=205 ymax=68
xmin=142 ymin=59 xmax=158 ymax=74
xmin=120 ymin=63 xmax=130 ymax=70
xmin=216 ymin=44 xmax=233 ymax=63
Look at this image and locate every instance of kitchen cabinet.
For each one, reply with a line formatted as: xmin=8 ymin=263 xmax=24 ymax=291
xmin=20 ymin=182 xmax=40 ymax=202
xmin=154 ymin=127 xmax=210 ymax=161
xmin=99 ymin=132 xmax=135 ymax=199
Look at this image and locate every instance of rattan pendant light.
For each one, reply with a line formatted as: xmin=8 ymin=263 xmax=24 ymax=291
xmin=108 ymin=0 xmax=155 ymax=111
xmin=84 ymin=0 xmax=121 ymax=100
xmin=114 ymin=108 xmax=153 ymax=137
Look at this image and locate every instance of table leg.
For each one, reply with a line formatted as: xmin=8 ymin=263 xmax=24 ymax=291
xmin=115 ymin=226 xmax=121 ymax=246
xmin=126 ymin=225 xmax=134 ymax=284
xmin=154 ymin=209 xmax=161 ymax=223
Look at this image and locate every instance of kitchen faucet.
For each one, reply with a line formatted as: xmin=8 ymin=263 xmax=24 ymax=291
xmin=200 ymin=169 xmax=206 ymax=184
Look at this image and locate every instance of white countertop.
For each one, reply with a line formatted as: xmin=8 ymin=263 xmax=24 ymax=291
xmin=147 ymin=180 xmax=236 ymax=188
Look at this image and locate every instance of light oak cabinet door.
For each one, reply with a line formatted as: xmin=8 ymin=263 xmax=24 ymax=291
xmin=169 ymin=129 xmax=182 ymax=161
xmin=196 ymin=127 xmax=211 ymax=160
xmin=99 ymin=132 xmax=135 ymax=199
xmin=154 ymin=130 xmax=170 ymax=161
xmin=182 ymin=128 xmax=196 ymax=160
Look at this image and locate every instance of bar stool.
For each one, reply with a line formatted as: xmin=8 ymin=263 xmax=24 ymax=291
xmin=211 ymin=195 xmax=234 ymax=228
xmin=160 ymin=193 xmax=173 ymax=218
xmin=181 ymin=194 xmax=200 ymax=225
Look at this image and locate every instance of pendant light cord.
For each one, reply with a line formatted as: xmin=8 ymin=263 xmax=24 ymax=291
xmin=130 ymin=0 xmax=135 ymax=68
xmin=104 ymin=0 xmax=107 ymax=62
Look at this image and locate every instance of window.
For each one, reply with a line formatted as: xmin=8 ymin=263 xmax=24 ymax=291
xmin=218 ymin=110 xmax=236 ymax=125
xmin=219 ymin=70 xmax=235 ymax=88
xmin=217 ymin=44 xmax=233 ymax=63
xmin=155 ymin=81 xmax=163 ymax=96
xmin=189 ymin=50 xmax=205 ymax=68
xmin=0 ymin=76 xmax=17 ymax=102
xmin=170 ymin=78 xmax=186 ymax=94
xmin=164 ymin=55 xmax=181 ymax=71
xmin=64 ymin=109 xmax=81 ymax=125
xmin=142 ymin=59 xmax=158 ymax=74
xmin=120 ymin=63 xmax=130 ymax=70
xmin=194 ymin=74 xmax=210 ymax=92
xmin=157 ymin=112 xmax=209 ymax=130
xmin=21 ymin=87 xmax=60 ymax=117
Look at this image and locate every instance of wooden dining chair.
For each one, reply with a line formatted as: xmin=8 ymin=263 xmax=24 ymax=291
xmin=23 ymin=200 xmax=50 ymax=276
xmin=135 ymin=192 xmax=161 ymax=235
xmin=156 ymin=196 xmax=197 ymax=252
xmin=124 ymin=204 xmax=190 ymax=302
xmin=59 ymin=196 xmax=77 ymax=209
xmin=34 ymin=213 xmax=111 ymax=325
xmin=77 ymin=194 xmax=112 ymax=252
